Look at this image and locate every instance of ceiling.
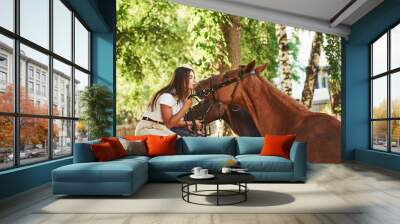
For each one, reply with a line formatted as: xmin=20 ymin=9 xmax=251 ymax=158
xmin=172 ymin=0 xmax=384 ymax=37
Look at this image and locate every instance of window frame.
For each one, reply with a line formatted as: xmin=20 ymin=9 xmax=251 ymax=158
xmin=0 ymin=0 xmax=92 ymax=171
xmin=370 ymin=21 xmax=400 ymax=154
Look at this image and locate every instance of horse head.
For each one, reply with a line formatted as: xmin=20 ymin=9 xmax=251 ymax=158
xmin=195 ymin=60 xmax=266 ymax=106
xmin=185 ymin=98 xmax=260 ymax=136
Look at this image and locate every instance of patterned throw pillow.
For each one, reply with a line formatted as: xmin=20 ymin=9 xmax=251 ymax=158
xmin=119 ymin=138 xmax=147 ymax=156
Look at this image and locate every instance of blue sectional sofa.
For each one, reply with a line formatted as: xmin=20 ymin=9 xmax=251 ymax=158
xmin=52 ymin=137 xmax=307 ymax=196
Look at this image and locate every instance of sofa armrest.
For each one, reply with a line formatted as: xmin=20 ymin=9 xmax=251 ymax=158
xmin=289 ymin=141 xmax=307 ymax=181
xmin=73 ymin=140 xmax=100 ymax=163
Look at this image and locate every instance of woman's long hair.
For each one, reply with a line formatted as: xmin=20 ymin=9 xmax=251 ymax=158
xmin=149 ymin=67 xmax=193 ymax=111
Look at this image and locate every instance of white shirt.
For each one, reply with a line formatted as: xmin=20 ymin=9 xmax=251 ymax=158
xmin=143 ymin=93 xmax=184 ymax=122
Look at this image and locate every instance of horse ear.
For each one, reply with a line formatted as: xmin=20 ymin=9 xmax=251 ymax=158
xmin=255 ymin=64 xmax=267 ymax=74
xmin=245 ymin=60 xmax=256 ymax=73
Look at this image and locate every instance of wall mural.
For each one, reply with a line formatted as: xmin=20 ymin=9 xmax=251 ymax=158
xmin=116 ymin=0 xmax=342 ymax=163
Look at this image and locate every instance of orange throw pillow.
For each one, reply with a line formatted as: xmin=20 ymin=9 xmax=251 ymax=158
xmin=91 ymin=142 xmax=117 ymax=161
xmin=146 ymin=135 xmax=177 ymax=157
xmin=260 ymin=134 xmax=296 ymax=159
xmin=101 ymin=137 xmax=127 ymax=158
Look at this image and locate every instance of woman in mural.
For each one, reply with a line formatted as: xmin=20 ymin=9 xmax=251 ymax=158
xmin=135 ymin=66 xmax=203 ymax=136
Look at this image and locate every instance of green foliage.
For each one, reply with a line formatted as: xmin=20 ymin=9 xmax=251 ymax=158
xmin=288 ymin=28 xmax=301 ymax=82
xmin=79 ymin=84 xmax=113 ymax=140
xmin=323 ymin=34 xmax=342 ymax=113
xmin=116 ymin=0 xmax=190 ymax=82
xmin=324 ymin=34 xmax=341 ymax=86
xmin=189 ymin=9 xmax=230 ymax=76
xmin=240 ymin=18 xmax=278 ymax=81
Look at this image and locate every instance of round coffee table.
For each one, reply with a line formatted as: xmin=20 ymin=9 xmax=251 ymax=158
xmin=177 ymin=173 xmax=255 ymax=206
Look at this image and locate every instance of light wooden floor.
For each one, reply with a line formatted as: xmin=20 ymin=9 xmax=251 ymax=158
xmin=1 ymin=162 xmax=400 ymax=224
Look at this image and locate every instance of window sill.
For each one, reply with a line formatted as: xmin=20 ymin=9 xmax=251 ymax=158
xmin=0 ymin=156 xmax=72 ymax=176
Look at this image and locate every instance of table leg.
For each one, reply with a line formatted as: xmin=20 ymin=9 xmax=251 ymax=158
xmin=195 ymin=184 xmax=197 ymax=192
xmin=187 ymin=184 xmax=190 ymax=202
xmin=245 ymin=183 xmax=247 ymax=201
xmin=217 ymin=184 xmax=219 ymax=206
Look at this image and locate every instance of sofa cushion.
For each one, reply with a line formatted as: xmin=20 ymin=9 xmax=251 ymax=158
xmin=52 ymin=159 xmax=147 ymax=183
xmin=73 ymin=139 xmax=101 ymax=163
xmin=179 ymin=137 xmax=235 ymax=155
xmin=149 ymin=154 xmax=235 ymax=172
xmin=147 ymin=135 xmax=177 ymax=157
xmin=115 ymin=155 xmax=150 ymax=164
xmin=236 ymin=155 xmax=293 ymax=172
xmin=236 ymin=137 xmax=264 ymax=155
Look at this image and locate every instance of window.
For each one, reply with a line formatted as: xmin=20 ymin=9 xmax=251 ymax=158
xmin=0 ymin=71 xmax=6 ymax=85
xmin=53 ymin=0 xmax=72 ymax=60
xmin=74 ymin=69 xmax=89 ymax=118
xmin=0 ymin=35 xmax=13 ymax=113
xmin=0 ymin=116 xmax=13 ymax=170
xmin=370 ymin=23 xmax=400 ymax=154
xmin=0 ymin=54 xmax=8 ymax=89
xmin=20 ymin=117 xmax=49 ymax=165
xmin=20 ymin=0 xmax=49 ymax=49
xmin=53 ymin=59 xmax=72 ymax=117
xmin=0 ymin=0 xmax=14 ymax=32
xmin=29 ymin=67 xmax=34 ymax=80
xmin=36 ymin=83 xmax=40 ymax=95
xmin=75 ymin=17 xmax=89 ymax=70
xmin=28 ymin=81 xmax=34 ymax=94
xmin=42 ymin=85 xmax=46 ymax=97
xmin=0 ymin=55 xmax=7 ymax=67
xmin=35 ymin=70 xmax=41 ymax=81
xmin=74 ymin=69 xmax=89 ymax=142
xmin=53 ymin=119 xmax=72 ymax=158
xmin=0 ymin=0 xmax=91 ymax=170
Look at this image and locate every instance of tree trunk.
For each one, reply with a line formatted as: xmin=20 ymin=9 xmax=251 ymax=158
xmin=328 ymin=80 xmax=341 ymax=119
xmin=220 ymin=15 xmax=241 ymax=71
xmin=301 ymin=32 xmax=323 ymax=109
xmin=276 ymin=24 xmax=292 ymax=96
xmin=218 ymin=15 xmax=241 ymax=136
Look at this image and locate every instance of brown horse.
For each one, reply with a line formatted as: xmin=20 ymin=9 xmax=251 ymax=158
xmin=186 ymin=99 xmax=261 ymax=136
xmin=195 ymin=60 xmax=341 ymax=163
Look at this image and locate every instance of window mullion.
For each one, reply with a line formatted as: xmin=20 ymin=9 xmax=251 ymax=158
xmin=388 ymin=30 xmax=391 ymax=153
xmin=13 ymin=0 xmax=20 ymax=167
xmin=71 ymin=10 xmax=76 ymax=154
xmin=49 ymin=0 xmax=53 ymax=160
xmin=370 ymin=45 xmax=373 ymax=149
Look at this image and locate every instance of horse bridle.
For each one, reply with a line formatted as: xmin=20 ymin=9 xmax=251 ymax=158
xmin=196 ymin=65 xmax=257 ymax=103
xmin=184 ymin=66 xmax=258 ymax=136
xmin=197 ymin=65 xmax=258 ymax=114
